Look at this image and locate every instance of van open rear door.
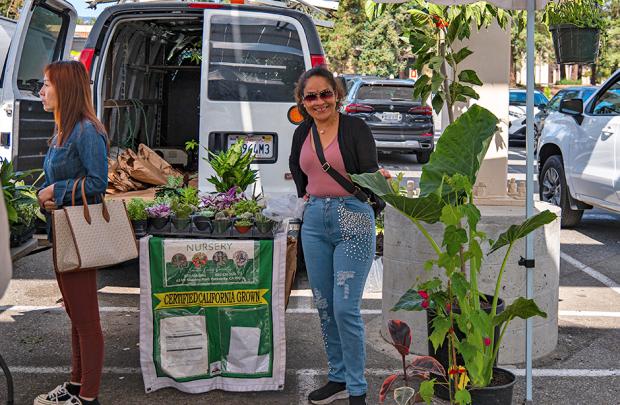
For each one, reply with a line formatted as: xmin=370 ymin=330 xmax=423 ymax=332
xmin=198 ymin=7 xmax=314 ymax=196
xmin=0 ymin=0 xmax=76 ymax=170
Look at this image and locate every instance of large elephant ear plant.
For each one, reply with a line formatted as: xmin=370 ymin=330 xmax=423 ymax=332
xmin=352 ymin=105 xmax=556 ymax=404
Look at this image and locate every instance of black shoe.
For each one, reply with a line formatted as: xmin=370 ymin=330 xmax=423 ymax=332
xmin=349 ymin=394 xmax=367 ymax=405
xmin=34 ymin=382 xmax=80 ymax=405
xmin=308 ymin=381 xmax=348 ymax=404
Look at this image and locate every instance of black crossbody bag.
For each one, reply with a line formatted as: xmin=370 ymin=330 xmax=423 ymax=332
xmin=311 ymin=123 xmax=385 ymax=216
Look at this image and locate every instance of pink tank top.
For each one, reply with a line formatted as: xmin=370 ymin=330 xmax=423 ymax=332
xmin=299 ymin=133 xmax=353 ymax=197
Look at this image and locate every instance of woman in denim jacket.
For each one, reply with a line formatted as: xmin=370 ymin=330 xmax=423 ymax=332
xmin=36 ymin=61 xmax=108 ymax=405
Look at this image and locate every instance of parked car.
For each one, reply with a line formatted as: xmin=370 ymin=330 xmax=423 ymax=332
xmin=508 ymin=88 xmax=548 ymax=143
xmin=341 ymin=78 xmax=434 ymax=163
xmin=0 ymin=0 xmax=324 ymax=196
xmin=537 ymin=69 xmax=620 ymax=227
xmin=533 ymin=86 xmax=598 ymax=151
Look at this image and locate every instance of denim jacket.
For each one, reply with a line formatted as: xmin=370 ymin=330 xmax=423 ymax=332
xmin=42 ymin=120 xmax=108 ymax=207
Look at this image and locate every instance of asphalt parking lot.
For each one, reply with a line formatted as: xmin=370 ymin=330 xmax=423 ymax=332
xmin=1 ymin=145 xmax=619 ymax=404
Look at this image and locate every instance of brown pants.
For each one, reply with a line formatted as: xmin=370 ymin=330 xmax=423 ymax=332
xmin=56 ymin=270 xmax=104 ymax=398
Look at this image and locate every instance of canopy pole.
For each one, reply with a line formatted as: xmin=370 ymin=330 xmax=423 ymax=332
xmin=524 ymin=0 xmax=536 ymax=403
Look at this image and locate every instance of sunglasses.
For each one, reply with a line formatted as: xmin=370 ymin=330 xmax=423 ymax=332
xmin=303 ymin=89 xmax=335 ymax=103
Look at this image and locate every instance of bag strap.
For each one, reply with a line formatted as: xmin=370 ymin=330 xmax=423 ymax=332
xmin=311 ymin=123 xmax=369 ymax=204
xmin=70 ymin=177 xmax=110 ymax=224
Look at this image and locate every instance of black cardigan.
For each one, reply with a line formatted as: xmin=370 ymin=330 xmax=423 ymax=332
xmin=288 ymin=113 xmax=380 ymax=198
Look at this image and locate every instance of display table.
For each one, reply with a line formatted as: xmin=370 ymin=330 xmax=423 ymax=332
xmin=139 ymin=234 xmax=286 ymax=393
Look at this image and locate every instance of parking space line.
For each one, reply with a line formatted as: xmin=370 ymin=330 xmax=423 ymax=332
xmin=559 ymin=310 xmax=620 ymax=318
xmin=7 ymin=366 xmax=620 ymax=378
xmin=561 ymin=252 xmax=620 ymax=295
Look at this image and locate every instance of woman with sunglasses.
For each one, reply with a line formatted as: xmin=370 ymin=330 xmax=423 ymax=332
xmin=289 ymin=67 xmax=389 ymax=405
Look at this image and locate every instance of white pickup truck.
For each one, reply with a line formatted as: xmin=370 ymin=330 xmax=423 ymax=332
xmin=537 ymin=69 xmax=620 ymax=227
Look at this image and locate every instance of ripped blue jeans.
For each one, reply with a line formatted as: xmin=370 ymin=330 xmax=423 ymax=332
xmin=301 ymin=196 xmax=376 ymax=396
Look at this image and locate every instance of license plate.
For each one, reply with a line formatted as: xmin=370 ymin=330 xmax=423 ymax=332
xmin=227 ymin=135 xmax=274 ymax=159
xmin=382 ymin=112 xmax=401 ymax=122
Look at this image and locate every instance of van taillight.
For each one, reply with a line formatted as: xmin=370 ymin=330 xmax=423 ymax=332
xmin=79 ymin=48 xmax=95 ymax=73
xmin=311 ymin=54 xmax=326 ymax=67
xmin=408 ymin=106 xmax=433 ymax=116
xmin=345 ymin=103 xmax=374 ymax=113
xmin=189 ymin=3 xmax=224 ymax=8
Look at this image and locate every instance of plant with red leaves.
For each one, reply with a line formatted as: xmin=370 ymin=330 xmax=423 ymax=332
xmin=380 ymin=320 xmax=447 ymax=405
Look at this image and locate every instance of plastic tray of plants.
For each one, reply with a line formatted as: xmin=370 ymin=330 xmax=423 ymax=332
xmin=126 ymin=186 xmax=281 ymax=240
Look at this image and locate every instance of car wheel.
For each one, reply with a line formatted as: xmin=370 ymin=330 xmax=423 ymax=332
xmin=539 ymin=155 xmax=583 ymax=228
xmin=416 ymin=151 xmax=431 ymax=164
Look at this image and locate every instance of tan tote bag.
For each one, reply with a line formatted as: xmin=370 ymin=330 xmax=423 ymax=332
xmin=52 ymin=178 xmax=138 ymax=273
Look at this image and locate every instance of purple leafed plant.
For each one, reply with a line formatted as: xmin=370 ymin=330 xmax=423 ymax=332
xmin=200 ymin=187 xmax=245 ymax=211
xmin=146 ymin=203 xmax=171 ymax=218
xmin=380 ymin=320 xmax=447 ymax=404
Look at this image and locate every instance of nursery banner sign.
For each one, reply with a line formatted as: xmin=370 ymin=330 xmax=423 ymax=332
xmin=139 ymin=235 xmax=287 ymax=394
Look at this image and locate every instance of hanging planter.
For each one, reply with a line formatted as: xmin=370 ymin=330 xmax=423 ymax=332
xmin=543 ymin=0 xmax=605 ymax=65
xmin=549 ymin=24 xmax=600 ymax=64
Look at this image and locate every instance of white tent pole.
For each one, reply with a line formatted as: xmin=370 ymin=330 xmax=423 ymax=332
xmin=525 ymin=0 xmax=536 ymax=403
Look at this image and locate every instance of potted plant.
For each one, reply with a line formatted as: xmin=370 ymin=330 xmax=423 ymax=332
xmin=234 ymin=212 xmax=254 ymax=234
xmin=171 ymin=201 xmax=194 ymax=231
xmin=155 ymin=175 xmax=183 ymax=200
xmin=204 ymin=138 xmax=258 ymax=193
xmin=185 ymin=139 xmax=199 ymax=171
xmin=146 ymin=202 xmax=171 ymax=230
xmin=542 ymin=0 xmax=606 ymax=64
xmin=126 ymin=198 xmax=148 ymax=235
xmin=233 ymin=198 xmax=261 ymax=216
xmin=178 ymin=185 xmax=200 ymax=207
xmin=193 ymin=208 xmax=215 ymax=232
xmin=352 ymin=105 xmax=557 ymax=405
xmin=254 ymin=212 xmax=276 ymax=235
xmin=212 ymin=211 xmax=231 ymax=236
xmin=1 ymin=158 xmax=44 ymax=247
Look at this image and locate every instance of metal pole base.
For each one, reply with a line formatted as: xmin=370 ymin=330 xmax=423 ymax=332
xmin=0 ymin=352 xmax=14 ymax=405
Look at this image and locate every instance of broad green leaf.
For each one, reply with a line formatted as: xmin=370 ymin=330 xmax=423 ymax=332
xmin=458 ymin=69 xmax=483 ymax=86
xmin=350 ymin=171 xmax=393 ymax=196
xmin=429 ymin=317 xmax=451 ymax=351
xmin=460 ymin=204 xmax=481 ymax=230
xmin=392 ymin=287 xmax=425 ymax=312
xmin=420 ymin=105 xmax=499 ymax=199
xmin=460 ymin=84 xmax=479 ymax=99
xmin=382 ymin=194 xmax=444 ymax=224
xmin=431 ymin=72 xmax=444 ymax=92
xmin=364 ymin=0 xmax=377 ymax=20
xmin=419 ymin=380 xmax=435 ymax=404
xmin=493 ymin=297 xmax=548 ymax=326
xmin=442 ymin=225 xmax=468 ymax=256
xmin=423 ymin=260 xmax=434 ymax=272
xmin=394 ymin=386 xmax=415 ymax=405
xmin=455 ymin=388 xmax=472 ymax=404
xmin=431 ymin=92 xmax=444 ymax=113
xmin=451 ymin=272 xmax=469 ymax=303
xmin=488 ymin=210 xmax=557 ymax=254
xmin=440 ymin=204 xmax=462 ymax=226
xmin=452 ymin=47 xmax=474 ymax=64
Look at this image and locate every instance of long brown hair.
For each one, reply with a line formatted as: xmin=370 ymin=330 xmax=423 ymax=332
xmin=44 ymin=60 xmax=108 ymax=147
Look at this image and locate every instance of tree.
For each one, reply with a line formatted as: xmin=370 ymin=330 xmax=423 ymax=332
xmin=598 ymin=0 xmax=620 ymax=80
xmin=357 ymin=8 xmax=409 ymax=77
xmin=510 ymin=10 xmax=555 ymax=86
xmin=0 ymin=0 xmax=23 ymax=19
xmin=319 ymin=0 xmax=367 ymax=74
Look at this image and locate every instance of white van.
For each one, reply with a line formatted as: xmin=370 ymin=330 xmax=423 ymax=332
xmin=0 ymin=0 xmax=325 ymax=196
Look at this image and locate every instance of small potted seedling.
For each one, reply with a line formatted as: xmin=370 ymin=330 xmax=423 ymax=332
xmin=254 ymin=212 xmax=276 ymax=236
xmin=146 ymin=202 xmax=171 ymax=231
xmin=234 ymin=212 xmax=254 ymax=234
xmin=212 ymin=211 xmax=231 ymax=236
xmin=193 ymin=208 xmax=215 ymax=232
xmin=126 ymin=198 xmax=148 ymax=236
xmin=171 ymin=202 xmax=194 ymax=232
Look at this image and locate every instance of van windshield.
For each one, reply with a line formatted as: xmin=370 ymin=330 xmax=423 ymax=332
xmin=207 ymin=15 xmax=305 ymax=102
xmin=17 ymin=5 xmax=66 ymax=94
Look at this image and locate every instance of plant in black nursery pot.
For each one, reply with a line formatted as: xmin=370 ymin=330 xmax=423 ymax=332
xmin=126 ymin=198 xmax=148 ymax=235
xmin=212 ymin=211 xmax=231 ymax=236
xmin=254 ymin=212 xmax=276 ymax=234
xmin=193 ymin=208 xmax=215 ymax=232
xmin=146 ymin=202 xmax=171 ymax=230
xmin=171 ymin=201 xmax=194 ymax=231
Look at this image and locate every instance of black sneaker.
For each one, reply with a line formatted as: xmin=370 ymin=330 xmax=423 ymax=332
xmin=34 ymin=383 xmax=80 ymax=405
xmin=308 ymin=381 xmax=348 ymax=404
xmin=349 ymin=394 xmax=367 ymax=405
xmin=61 ymin=397 xmax=100 ymax=405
